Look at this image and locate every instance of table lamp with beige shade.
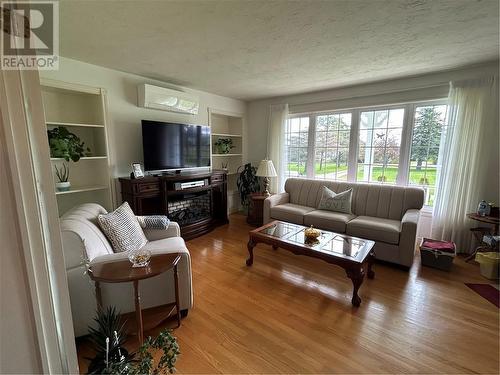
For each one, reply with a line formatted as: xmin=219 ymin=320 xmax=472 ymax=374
xmin=256 ymin=159 xmax=277 ymax=196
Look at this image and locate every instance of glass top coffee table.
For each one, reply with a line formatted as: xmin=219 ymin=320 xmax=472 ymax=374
xmin=246 ymin=220 xmax=375 ymax=306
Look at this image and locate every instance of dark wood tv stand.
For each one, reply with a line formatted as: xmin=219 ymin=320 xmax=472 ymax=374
xmin=119 ymin=170 xmax=228 ymax=240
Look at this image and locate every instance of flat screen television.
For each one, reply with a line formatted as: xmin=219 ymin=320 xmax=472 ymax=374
xmin=142 ymin=120 xmax=211 ymax=172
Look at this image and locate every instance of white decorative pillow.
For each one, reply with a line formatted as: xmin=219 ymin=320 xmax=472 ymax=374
xmin=318 ymin=186 xmax=353 ymax=214
xmin=97 ymin=202 xmax=148 ymax=253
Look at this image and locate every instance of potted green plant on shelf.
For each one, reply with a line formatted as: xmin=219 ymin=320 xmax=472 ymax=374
xmin=54 ymin=163 xmax=71 ymax=191
xmin=47 ymin=126 xmax=91 ymax=162
xmin=86 ymin=307 xmax=180 ymax=375
xmin=213 ymin=138 xmax=234 ymax=154
xmin=236 ymin=163 xmax=261 ymax=212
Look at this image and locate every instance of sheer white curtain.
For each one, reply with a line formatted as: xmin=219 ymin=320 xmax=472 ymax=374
xmin=267 ymin=103 xmax=289 ymax=193
xmin=432 ymin=76 xmax=499 ymax=253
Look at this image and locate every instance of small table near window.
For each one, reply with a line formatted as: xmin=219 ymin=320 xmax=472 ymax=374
xmin=466 ymin=213 xmax=500 ymax=262
xmin=88 ymin=253 xmax=182 ymax=344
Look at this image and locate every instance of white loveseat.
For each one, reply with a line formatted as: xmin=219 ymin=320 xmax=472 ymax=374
xmin=264 ymin=178 xmax=424 ymax=268
xmin=60 ymin=203 xmax=193 ymax=337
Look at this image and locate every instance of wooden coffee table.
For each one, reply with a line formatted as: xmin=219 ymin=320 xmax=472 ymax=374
xmin=89 ymin=253 xmax=182 ymax=344
xmin=246 ymin=221 xmax=375 ymax=307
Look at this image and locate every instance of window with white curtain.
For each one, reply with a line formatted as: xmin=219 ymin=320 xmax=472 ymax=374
xmin=284 ymin=100 xmax=449 ymax=207
xmin=284 ymin=116 xmax=309 ymax=178
xmin=409 ymin=104 xmax=449 ymax=206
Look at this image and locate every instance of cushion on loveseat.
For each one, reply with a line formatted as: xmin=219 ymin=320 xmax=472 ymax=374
xmin=303 ymin=210 xmax=355 ymax=233
xmin=347 ymin=216 xmax=401 ymax=244
xmin=270 ymin=203 xmax=315 ymax=224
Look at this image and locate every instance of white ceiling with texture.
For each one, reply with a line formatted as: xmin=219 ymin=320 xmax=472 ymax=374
xmin=60 ymin=0 xmax=499 ymax=100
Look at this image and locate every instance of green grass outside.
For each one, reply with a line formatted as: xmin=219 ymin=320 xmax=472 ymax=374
xmin=287 ymin=163 xmax=348 ymax=175
xmin=287 ymin=163 xmax=436 ymax=186
xmin=358 ymin=166 xmax=436 ymax=185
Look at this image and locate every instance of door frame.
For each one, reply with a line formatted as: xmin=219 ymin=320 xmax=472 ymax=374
xmin=0 ymin=68 xmax=79 ymax=372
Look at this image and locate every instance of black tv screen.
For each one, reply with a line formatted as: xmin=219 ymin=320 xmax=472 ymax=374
xmin=142 ymin=120 xmax=211 ymax=171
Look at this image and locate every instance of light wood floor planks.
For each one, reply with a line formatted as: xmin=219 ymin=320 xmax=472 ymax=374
xmin=78 ymin=214 xmax=499 ymax=374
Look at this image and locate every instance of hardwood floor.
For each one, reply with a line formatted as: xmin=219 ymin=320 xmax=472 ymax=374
xmin=78 ymin=214 xmax=499 ymax=374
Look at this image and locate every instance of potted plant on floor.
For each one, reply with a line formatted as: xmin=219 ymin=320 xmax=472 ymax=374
xmin=236 ymin=163 xmax=261 ymax=212
xmin=86 ymin=307 xmax=180 ymax=375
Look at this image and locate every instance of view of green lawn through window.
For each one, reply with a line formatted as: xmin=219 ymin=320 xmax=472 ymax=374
xmin=284 ymin=103 xmax=448 ymax=206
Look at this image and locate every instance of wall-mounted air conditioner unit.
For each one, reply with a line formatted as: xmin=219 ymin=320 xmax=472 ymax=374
xmin=137 ymin=84 xmax=199 ymax=115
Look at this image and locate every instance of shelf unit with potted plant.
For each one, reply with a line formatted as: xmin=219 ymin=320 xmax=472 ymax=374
xmin=208 ymin=108 xmax=245 ymax=213
xmin=41 ymin=78 xmax=114 ymax=215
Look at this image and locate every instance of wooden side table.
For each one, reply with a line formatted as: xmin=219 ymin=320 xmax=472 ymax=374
xmin=247 ymin=193 xmax=268 ymax=227
xmin=89 ymin=253 xmax=182 ymax=344
xmin=466 ymin=213 xmax=500 ymax=262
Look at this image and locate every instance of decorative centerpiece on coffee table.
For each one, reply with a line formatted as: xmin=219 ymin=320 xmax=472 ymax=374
xmin=304 ymin=225 xmax=321 ymax=245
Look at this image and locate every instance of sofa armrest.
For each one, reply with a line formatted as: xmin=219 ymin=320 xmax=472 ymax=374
xmin=143 ymin=221 xmax=181 ymax=241
xmin=399 ymin=209 xmax=421 ymax=267
xmin=263 ymin=192 xmax=290 ymax=224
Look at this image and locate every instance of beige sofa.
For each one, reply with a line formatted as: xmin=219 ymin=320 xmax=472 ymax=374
xmin=264 ymin=178 xmax=424 ymax=268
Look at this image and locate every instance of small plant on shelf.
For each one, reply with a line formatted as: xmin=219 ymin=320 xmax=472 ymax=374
xmin=86 ymin=307 xmax=180 ymax=375
xmin=213 ymin=138 xmax=234 ymax=154
xmin=47 ymin=126 xmax=91 ymax=162
xmin=236 ymin=163 xmax=261 ymax=212
xmin=54 ymin=163 xmax=71 ymax=191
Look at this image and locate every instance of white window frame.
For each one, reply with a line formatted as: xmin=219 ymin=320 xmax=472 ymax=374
xmin=285 ymin=113 xmax=314 ymax=178
xmin=286 ymin=111 xmax=355 ymax=181
xmin=354 ymin=104 xmax=408 ymax=185
xmin=286 ymin=98 xmax=448 ymax=205
xmin=405 ymin=99 xmax=449 ymax=208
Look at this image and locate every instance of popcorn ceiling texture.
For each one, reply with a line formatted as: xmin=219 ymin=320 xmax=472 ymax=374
xmin=59 ymin=0 xmax=499 ymax=100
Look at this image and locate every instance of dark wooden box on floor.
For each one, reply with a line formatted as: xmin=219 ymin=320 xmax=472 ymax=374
xmin=119 ymin=170 xmax=228 ymax=240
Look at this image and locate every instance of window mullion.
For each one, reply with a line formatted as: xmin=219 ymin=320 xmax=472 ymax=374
xmin=306 ymin=114 xmax=316 ymax=178
xmin=397 ymin=104 xmax=413 ymax=185
xmin=347 ymin=110 xmax=359 ymax=182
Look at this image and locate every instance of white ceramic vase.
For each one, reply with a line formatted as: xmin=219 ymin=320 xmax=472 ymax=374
xmin=56 ymin=181 xmax=71 ymax=192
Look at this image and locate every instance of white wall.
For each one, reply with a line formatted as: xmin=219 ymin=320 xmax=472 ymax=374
xmin=247 ymin=61 xmax=499 ymax=164
xmin=40 ymin=57 xmax=246 ymax=179
xmin=0 ymin=126 xmax=42 ymax=373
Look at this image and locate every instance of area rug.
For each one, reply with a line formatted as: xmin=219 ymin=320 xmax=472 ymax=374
xmin=465 ymin=283 xmax=500 ymax=308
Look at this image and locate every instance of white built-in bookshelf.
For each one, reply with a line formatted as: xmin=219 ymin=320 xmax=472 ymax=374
xmin=40 ymin=78 xmax=114 ymax=216
xmin=208 ymin=108 xmax=245 ymax=213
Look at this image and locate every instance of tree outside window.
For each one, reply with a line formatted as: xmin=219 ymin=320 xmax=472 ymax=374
xmin=409 ymin=105 xmax=448 ymax=206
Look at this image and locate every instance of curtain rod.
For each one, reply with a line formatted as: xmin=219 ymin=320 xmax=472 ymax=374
xmin=286 ymin=81 xmax=450 ymax=110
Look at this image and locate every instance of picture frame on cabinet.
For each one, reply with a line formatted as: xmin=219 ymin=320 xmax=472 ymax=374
xmin=131 ymin=162 xmax=144 ymax=179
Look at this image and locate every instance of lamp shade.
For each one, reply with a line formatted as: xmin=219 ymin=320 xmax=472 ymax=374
xmin=256 ymin=159 xmax=277 ymax=177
